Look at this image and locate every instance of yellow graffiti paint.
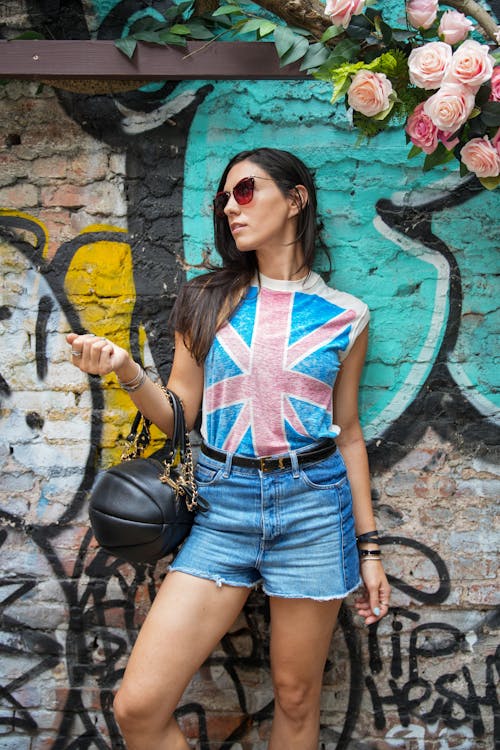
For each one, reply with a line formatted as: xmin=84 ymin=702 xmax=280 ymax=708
xmin=64 ymin=231 xmax=145 ymax=465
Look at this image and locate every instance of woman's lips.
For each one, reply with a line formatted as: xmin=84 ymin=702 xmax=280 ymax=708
xmin=230 ymin=223 xmax=246 ymax=234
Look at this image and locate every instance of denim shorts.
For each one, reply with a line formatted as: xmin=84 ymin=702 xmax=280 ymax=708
xmin=170 ymin=444 xmax=362 ymax=600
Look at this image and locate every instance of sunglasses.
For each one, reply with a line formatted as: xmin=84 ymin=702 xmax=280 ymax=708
xmin=213 ymin=175 xmax=275 ymax=218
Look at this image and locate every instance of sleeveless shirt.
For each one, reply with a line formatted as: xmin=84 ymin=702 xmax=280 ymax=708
xmin=200 ymin=271 xmax=369 ymax=458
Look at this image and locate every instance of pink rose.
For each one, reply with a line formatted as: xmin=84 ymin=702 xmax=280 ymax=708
xmin=347 ymin=70 xmax=393 ymax=117
xmin=408 ymin=42 xmax=452 ymax=90
xmin=446 ymin=39 xmax=494 ymax=91
xmin=406 ymin=0 xmax=438 ymax=30
xmin=438 ymin=10 xmax=474 ymax=45
xmin=406 ymin=103 xmax=439 ymax=153
xmin=424 ymin=82 xmax=475 ymax=131
xmin=489 ymin=67 xmax=500 ymax=102
xmin=460 ymin=136 xmax=500 ymax=177
xmin=324 ymin=0 xmax=365 ymax=29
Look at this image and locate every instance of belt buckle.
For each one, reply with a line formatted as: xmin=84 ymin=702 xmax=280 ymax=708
xmin=259 ymin=455 xmax=271 ymax=472
xmin=259 ymin=455 xmax=284 ymax=472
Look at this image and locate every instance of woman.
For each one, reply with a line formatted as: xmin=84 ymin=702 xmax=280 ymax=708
xmin=67 ymin=147 xmax=390 ymax=750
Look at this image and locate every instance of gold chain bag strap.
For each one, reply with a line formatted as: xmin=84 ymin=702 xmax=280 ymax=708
xmin=157 ymin=386 xmax=206 ymax=513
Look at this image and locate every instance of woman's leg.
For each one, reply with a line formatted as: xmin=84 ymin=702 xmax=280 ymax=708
xmin=268 ymin=596 xmax=342 ymax=750
xmin=113 ymin=571 xmax=250 ymax=750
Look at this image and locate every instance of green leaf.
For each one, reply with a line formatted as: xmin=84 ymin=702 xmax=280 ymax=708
xmin=273 ymin=25 xmax=297 ymax=58
xmin=130 ymin=16 xmax=164 ymax=32
xmin=131 ymin=30 xmax=163 ymax=42
xmin=115 ymin=37 xmax=137 ymax=58
xmin=323 ymin=39 xmax=360 ymax=69
xmin=258 ymin=20 xmax=277 ymax=38
xmin=212 ymin=4 xmax=241 ymax=16
xmin=407 ymin=144 xmax=423 ymax=159
xmin=185 ymin=20 xmax=215 ymax=40
xmin=176 ymin=1 xmax=195 ymax=15
xmin=13 ymin=31 xmax=45 ymax=40
xmin=300 ymin=43 xmax=330 ymax=72
xmin=279 ymin=36 xmax=310 ymax=66
xmin=236 ymin=18 xmax=275 ymax=37
xmin=169 ymin=24 xmax=191 ymax=35
xmin=156 ymin=31 xmax=187 ymax=46
xmin=480 ymin=102 xmax=500 ymax=127
xmin=320 ymin=25 xmax=344 ymax=43
xmin=479 ymin=175 xmax=500 ymax=190
xmin=423 ymin=143 xmax=456 ymax=172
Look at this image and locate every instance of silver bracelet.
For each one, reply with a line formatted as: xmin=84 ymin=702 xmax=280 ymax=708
xmin=118 ymin=363 xmax=147 ymax=392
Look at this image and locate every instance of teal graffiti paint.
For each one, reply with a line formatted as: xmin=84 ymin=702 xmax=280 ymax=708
xmin=182 ymin=79 xmax=465 ymax=438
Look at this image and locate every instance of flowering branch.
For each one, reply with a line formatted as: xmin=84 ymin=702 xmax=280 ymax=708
xmin=114 ymin=1 xmax=500 ymax=188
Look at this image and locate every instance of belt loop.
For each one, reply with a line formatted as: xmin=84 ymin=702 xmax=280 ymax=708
xmin=223 ymin=450 xmax=233 ymax=478
xmin=290 ymin=450 xmax=300 ymax=478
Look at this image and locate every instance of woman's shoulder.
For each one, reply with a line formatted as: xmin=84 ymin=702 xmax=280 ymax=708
xmin=309 ymin=272 xmax=369 ymax=317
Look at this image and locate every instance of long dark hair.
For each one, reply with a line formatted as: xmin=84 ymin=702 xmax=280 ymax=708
xmin=172 ymin=148 xmax=321 ymax=364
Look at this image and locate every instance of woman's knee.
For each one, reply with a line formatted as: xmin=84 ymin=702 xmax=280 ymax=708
xmin=113 ymin=685 xmax=169 ymax=734
xmin=273 ymin=675 xmax=320 ymax=722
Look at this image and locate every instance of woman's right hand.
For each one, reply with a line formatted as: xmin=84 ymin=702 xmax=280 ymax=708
xmin=66 ymin=332 xmax=131 ymax=377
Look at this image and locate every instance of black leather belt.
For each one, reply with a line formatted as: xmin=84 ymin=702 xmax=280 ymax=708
xmin=201 ymin=440 xmax=337 ymax=472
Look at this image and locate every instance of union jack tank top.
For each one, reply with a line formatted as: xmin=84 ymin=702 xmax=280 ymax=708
xmin=201 ymin=271 xmax=369 ymax=458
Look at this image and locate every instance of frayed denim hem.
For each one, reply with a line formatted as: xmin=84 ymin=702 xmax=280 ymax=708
xmin=263 ymin=576 xmax=363 ymax=601
xmin=168 ymin=565 xmax=263 ymax=590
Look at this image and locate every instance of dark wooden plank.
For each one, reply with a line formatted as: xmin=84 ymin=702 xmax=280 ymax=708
xmin=0 ymin=40 xmax=308 ymax=80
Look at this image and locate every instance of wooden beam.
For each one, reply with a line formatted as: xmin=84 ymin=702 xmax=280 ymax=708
xmin=0 ymin=40 xmax=308 ymax=80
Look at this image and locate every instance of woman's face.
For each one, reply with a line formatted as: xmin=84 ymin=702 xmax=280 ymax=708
xmin=220 ymin=159 xmax=300 ymax=254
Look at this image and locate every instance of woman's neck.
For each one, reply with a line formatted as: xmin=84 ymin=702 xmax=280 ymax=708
xmin=254 ymin=245 xmax=307 ymax=281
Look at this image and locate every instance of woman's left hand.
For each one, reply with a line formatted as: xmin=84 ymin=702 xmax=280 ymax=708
xmin=354 ymin=560 xmax=391 ymax=626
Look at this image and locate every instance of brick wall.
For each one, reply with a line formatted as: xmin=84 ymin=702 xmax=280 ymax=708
xmin=0 ymin=3 xmax=499 ymax=749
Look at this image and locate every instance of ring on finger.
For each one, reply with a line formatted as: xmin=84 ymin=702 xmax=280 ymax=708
xmin=71 ymin=350 xmax=82 ymax=357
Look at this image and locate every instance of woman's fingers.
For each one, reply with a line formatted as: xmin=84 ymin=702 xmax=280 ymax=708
xmin=68 ymin=333 xmax=115 ymax=374
xmin=355 ymin=578 xmax=391 ymax=626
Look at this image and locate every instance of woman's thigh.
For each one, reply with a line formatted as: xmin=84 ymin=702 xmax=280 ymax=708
xmin=269 ymin=596 xmax=342 ymax=692
xmin=118 ymin=571 xmax=250 ymax=715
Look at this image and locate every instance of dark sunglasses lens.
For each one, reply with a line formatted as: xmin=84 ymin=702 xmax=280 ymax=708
xmin=233 ymin=177 xmax=254 ymax=205
xmin=214 ymin=192 xmax=229 ymax=217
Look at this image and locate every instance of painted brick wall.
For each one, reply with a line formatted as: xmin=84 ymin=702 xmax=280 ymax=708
xmin=0 ymin=2 xmax=499 ymax=749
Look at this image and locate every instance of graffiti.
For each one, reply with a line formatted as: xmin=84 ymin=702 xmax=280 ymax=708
xmin=0 ymin=0 xmax=498 ymax=747
xmin=366 ymin=610 xmax=500 ymax=745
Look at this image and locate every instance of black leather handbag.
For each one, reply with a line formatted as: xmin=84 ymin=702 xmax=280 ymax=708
xmin=89 ymin=387 xmax=207 ymax=564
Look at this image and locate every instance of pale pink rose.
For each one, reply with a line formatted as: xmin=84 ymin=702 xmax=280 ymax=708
xmin=406 ymin=0 xmax=438 ymax=30
xmin=406 ymin=103 xmax=439 ymax=153
xmin=489 ymin=67 xmax=500 ymax=102
xmin=438 ymin=10 xmax=474 ymax=45
xmin=324 ymin=0 xmax=365 ymax=29
xmin=460 ymin=136 xmax=500 ymax=177
xmin=347 ymin=70 xmax=393 ymax=117
xmin=446 ymin=39 xmax=494 ymax=91
xmin=408 ymin=42 xmax=452 ymax=90
xmin=424 ymin=82 xmax=475 ymax=131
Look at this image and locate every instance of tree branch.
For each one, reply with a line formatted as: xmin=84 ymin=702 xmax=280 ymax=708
xmin=250 ymin=0 xmax=499 ymax=44
xmin=253 ymin=0 xmax=331 ymax=39
xmin=194 ymin=0 xmax=219 ymax=14
xmin=439 ymin=0 xmax=500 ymax=41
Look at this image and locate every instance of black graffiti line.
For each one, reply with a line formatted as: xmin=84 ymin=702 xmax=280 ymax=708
xmin=380 ymin=535 xmax=450 ymax=604
xmin=35 ymin=294 xmax=54 ymax=380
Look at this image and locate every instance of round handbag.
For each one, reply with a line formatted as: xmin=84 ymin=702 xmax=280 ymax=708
xmin=88 ymin=387 xmax=207 ymax=565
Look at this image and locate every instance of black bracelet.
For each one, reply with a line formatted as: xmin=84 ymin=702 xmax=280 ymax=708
xmin=359 ymin=549 xmax=382 ymax=557
xmin=356 ymin=530 xmax=379 ymax=544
